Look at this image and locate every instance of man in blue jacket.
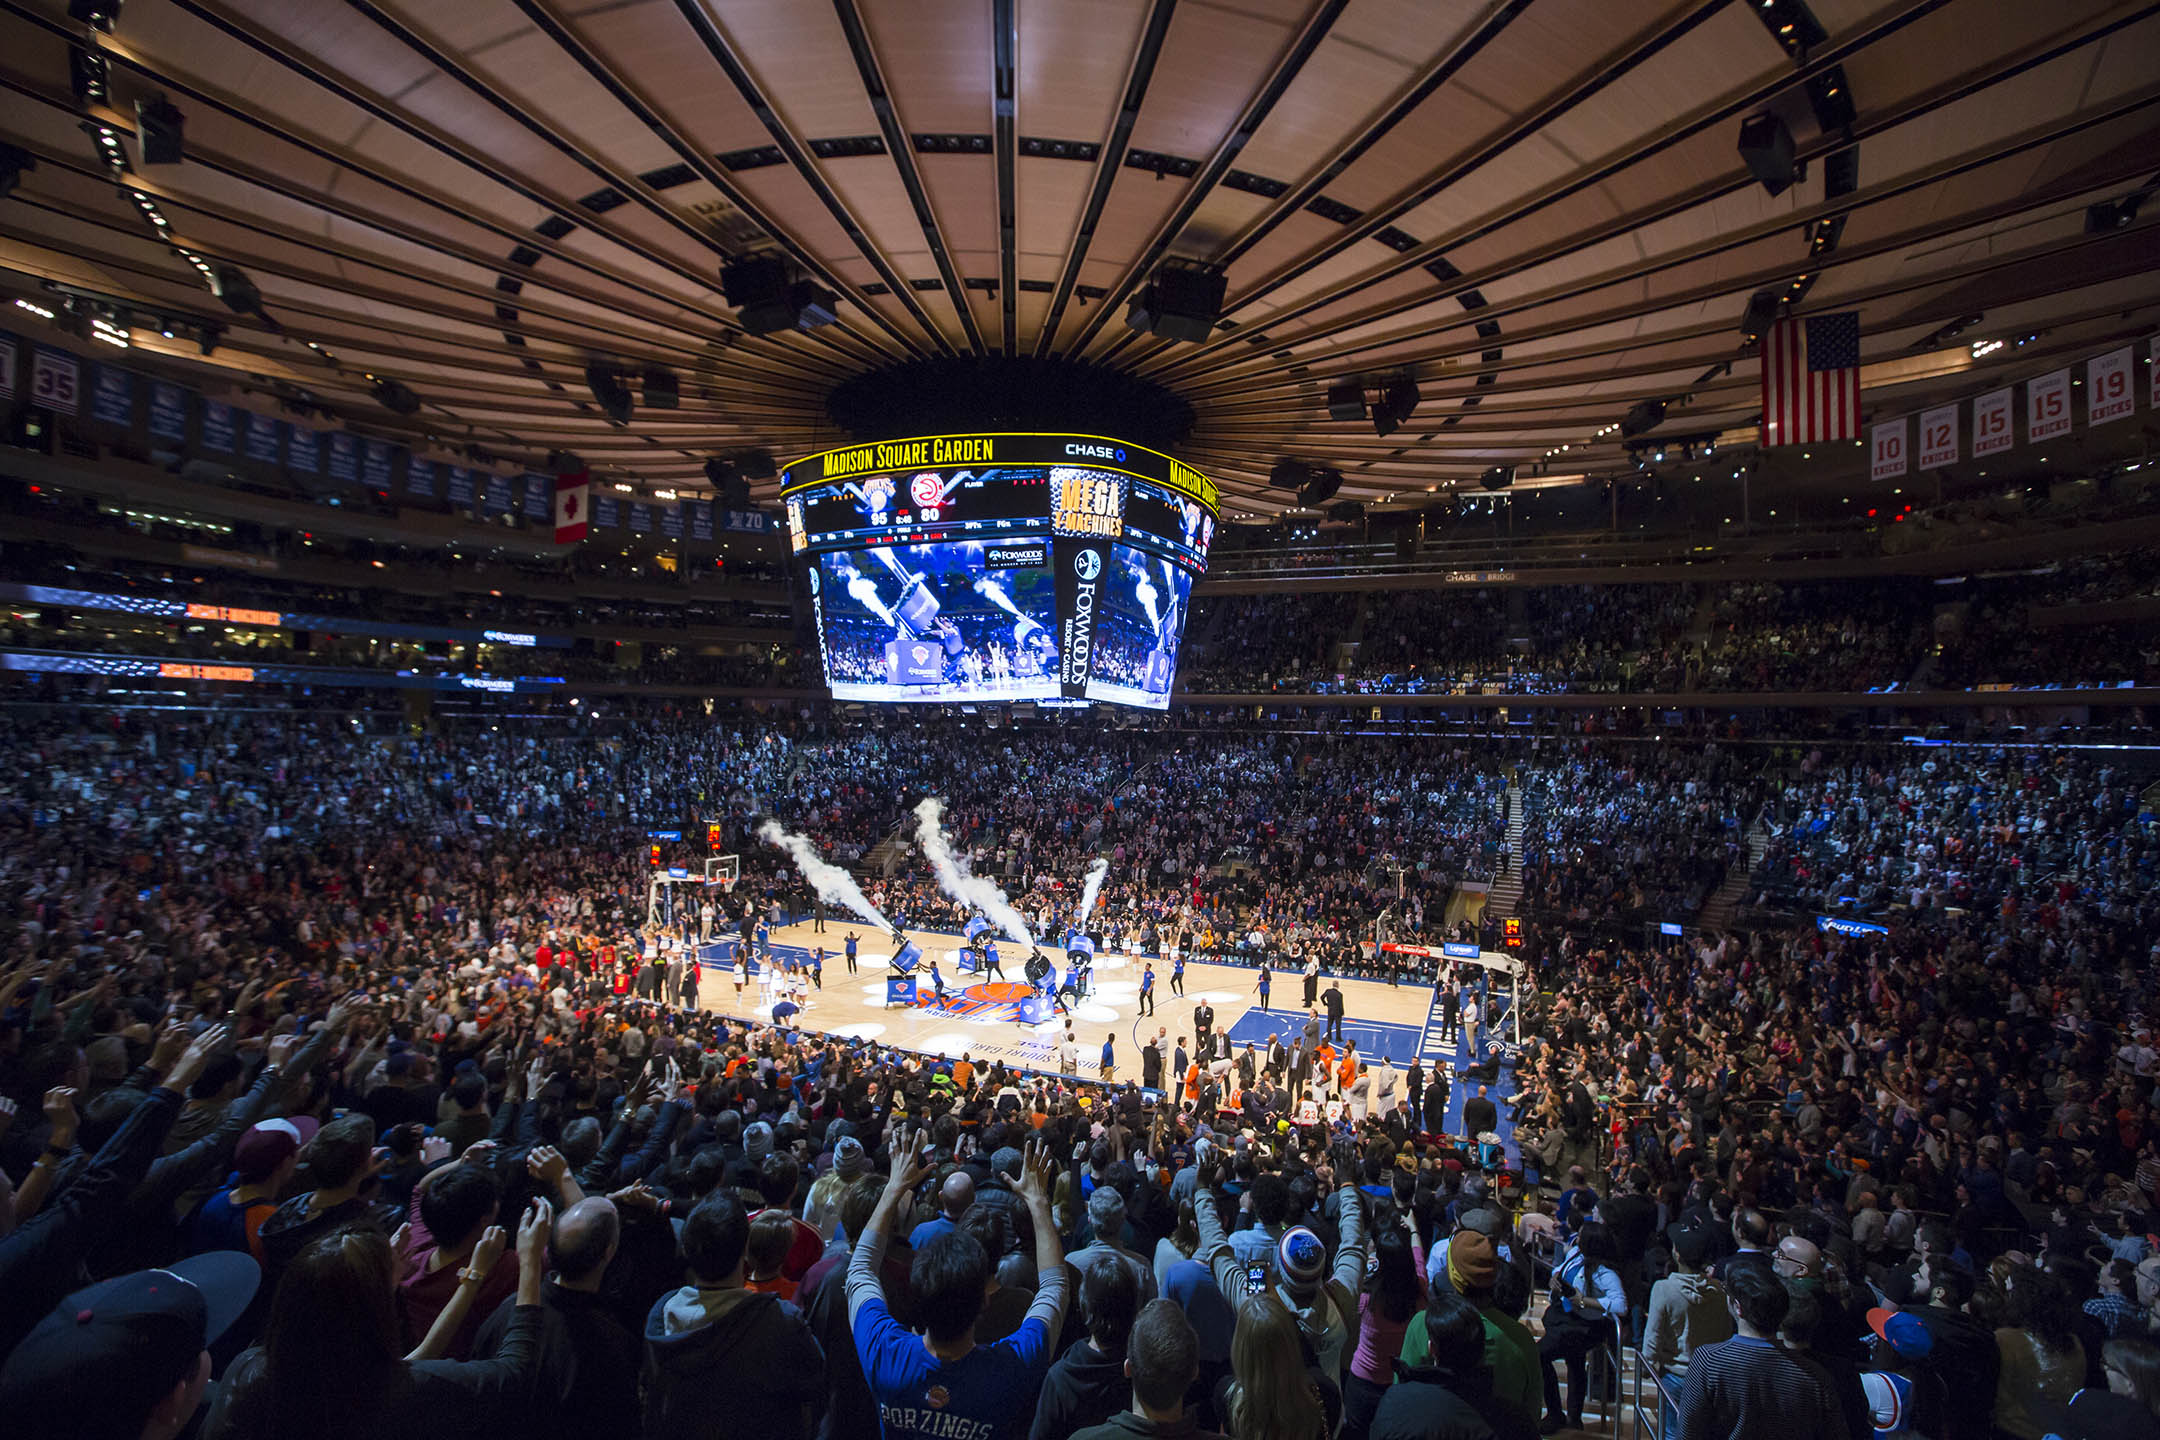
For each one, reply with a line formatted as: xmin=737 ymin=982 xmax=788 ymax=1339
xmin=642 ymin=1189 xmax=826 ymax=1439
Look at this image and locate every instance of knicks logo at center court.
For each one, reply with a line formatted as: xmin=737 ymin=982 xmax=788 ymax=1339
xmin=928 ymin=981 xmax=1036 ymax=1020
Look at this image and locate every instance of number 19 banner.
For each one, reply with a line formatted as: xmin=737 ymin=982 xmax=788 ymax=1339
xmin=2086 ymin=346 xmax=2134 ymax=426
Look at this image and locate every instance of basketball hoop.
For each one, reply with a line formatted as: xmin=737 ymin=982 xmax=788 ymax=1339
xmin=705 ymin=854 xmax=740 ymax=893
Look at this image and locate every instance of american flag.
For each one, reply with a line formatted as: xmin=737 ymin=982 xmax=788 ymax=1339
xmin=1760 ymin=311 xmax=1861 ymax=445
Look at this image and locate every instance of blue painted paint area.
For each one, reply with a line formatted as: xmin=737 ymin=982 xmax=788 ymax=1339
xmin=1219 ymin=1010 xmax=1425 ymax=1068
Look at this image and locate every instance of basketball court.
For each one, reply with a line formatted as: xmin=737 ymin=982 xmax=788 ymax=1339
xmin=685 ymin=917 xmax=1522 ymax=1157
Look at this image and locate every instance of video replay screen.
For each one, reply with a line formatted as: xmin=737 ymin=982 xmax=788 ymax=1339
xmin=781 ymin=434 xmax=1216 ymax=709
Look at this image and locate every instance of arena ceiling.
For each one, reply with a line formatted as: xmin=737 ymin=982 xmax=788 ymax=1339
xmin=2 ymin=0 xmax=2157 ymax=517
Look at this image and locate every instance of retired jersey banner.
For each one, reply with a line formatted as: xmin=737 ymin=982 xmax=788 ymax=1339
xmin=2026 ymin=368 xmax=2071 ymax=441
xmin=1918 ymin=404 xmax=1958 ymax=469
xmin=0 ymin=335 xmax=16 ymax=398
xmin=91 ymin=366 xmax=135 ymax=428
xmin=2086 ymin=346 xmax=2135 ymax=426
xmin=1869 ymin=417 xmax=1908 ymax=481
xmin=148 ymin=381 xmax=187 ymax=441
xmin=1972 ymin=387 xmax=2014 ymax=456
xmin=287 ymin=426 xmax=319 ymax=474
xmin=28 ymin=348 xmax=80 ymax=415
xmin=200 ymin=400 xmax=236 ymax=454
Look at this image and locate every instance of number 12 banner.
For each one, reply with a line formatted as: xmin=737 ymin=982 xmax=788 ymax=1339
xmin=2086 ymin=346 xmax=2134 ymax=426
xmin=1918 ymin=404 xmax=1959 ymax=469
xmin=1870 ymin=417 xmax=1908 ymax=481
xmin=2026 ymin=368 xmax=2072 ymax=441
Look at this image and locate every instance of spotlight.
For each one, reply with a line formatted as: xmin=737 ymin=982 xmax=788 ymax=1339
xmin=1619 ymin=399 xmax=1667 ymax=439
xmin=1736 ymin=112 xmax=1796 ymax=197
xmin=372 ymin=378 xmax=420 ymax=415
xmin=1269 ymin=458 xmax=1313 ymax=491
xmin=0 ymin=144 xmax=33 ymax=201
xmin=1122 ymin=258 xmax=1227 ymax=343
xmin=1372 ymin=375 xmax=1420 ymax=437
xmin=1325 ymin=500 xmax=1365 ymax=523
xmin=1296 ymin=466 xmax=1342 ymax=509
xmin=135 ymin=94 xmax=184 ymax=165
xmin=720 ymin=253 xmax=837 ymax=335
xmin=2085 ymin=197 xmax=2141 ymax=234
xmin=69 ymin=46 xmax=108 ymax=104
xmin=68 ymin=0 xmax=121 ymax=33
xmin=208 ymin=264 xmax=260 ymax=314
xmin=583 ymin=361 xmax=633 ymax=424
xmin=640 ymin=366 xmax=679 ymax=409
xmin=735 ymin=448 xmax=777 ymax=480
xmin=1479 ymin=466 xmax=1514 ymax=491
xmin=707 ymin=462 xmax=751 ymax=509
xmin=1805 ymin=65 xmax=1856 ymax=134
xmin=1326 ymin=378 xmax=1366 ymax=423
xmin=1740 ymin=291 xmax=1780 ymax=346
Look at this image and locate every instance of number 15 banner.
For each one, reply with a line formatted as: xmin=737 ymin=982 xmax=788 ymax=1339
xmin=1918 ymin=404 xmax=1959 ymax=469
xmin=2027 ymin=368 xmax=2072 ymax=441
xmin=2086 ymin=346 xmax=2134 ymax=426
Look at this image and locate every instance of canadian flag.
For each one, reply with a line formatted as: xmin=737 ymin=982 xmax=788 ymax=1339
xmin=553 ymin=465 xmax=589 ymax=545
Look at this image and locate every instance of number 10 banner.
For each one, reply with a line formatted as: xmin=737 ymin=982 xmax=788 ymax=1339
xmin=1918 ymin=404 xmax=1959 ymax=469
xmin=1870 ymin=416 xmax=1908 ymax=481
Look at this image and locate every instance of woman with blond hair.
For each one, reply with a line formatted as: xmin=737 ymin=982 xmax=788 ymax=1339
xmin=1215 ymin=1292 xmax=1334 ymax=1440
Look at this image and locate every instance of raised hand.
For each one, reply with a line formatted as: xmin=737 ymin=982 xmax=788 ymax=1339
xmin=42 ymin=1087 xmax=79 ymax=1149
xmin=166 ymin=1024 xmax=230 ymax=1092
xmin=466 ymin=1223 xmax=509 ymax=1282
xmin=883 ymin=1128 xmax=933 ymax=1201
xmin=515 ymin=1197 xmax=553 ymax=1273
xmin=1015 ymin=1137 xmax=1056 ymax=1210
xmin=526 ymin=1145 xmax=568 ymax=1188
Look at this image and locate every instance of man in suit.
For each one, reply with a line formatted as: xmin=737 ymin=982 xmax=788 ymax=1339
xmin=1464 ymin=1085 xmax=1499 ymax=1144
xmin=1406 ymin=1057 xmax=1426 ymax=1131
xmin=1322 ymin=982 xmax=1347 ymax=1044
xmin=1193 ymin=1000 xmax=1214 ymax=1056
xmin=1425 ymin=1067 xmax=1451 ymax=1136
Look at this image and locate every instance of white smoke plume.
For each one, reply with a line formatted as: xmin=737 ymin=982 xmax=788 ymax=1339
xmin=912 ymin=798 xmax=1034 ymax=945
xmin=1078 ymin=857 xmax=1110 ymax=923
xmin=756 ymin=819 xmax=890 ymax=928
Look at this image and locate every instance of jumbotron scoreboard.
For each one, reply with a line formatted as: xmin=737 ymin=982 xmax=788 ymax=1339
xmin=781 ymin=433 xmax=1217 ymax=709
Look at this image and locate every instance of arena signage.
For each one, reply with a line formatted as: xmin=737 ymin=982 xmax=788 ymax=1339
xmin=783 ymin=432 xmax=1218 ymax=515
xmin=1816 ymin=915 xmax=1889 ymax=936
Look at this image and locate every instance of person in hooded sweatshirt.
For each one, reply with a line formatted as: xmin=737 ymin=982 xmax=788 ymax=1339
xmin=1370 ymin=1290 xmax=1533 ymax=1440
xmin=641 ymin=1188 xmax=826 ymax=1440
xmin=1642 ymin=1215 xmax=1735 ymax=1440
xmin=1032 ymin=1259 xmax=1140 ymax=1440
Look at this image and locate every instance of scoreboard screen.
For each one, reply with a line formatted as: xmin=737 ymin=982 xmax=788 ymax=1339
xmin=783 ymin=433 xmax=1216 ymax=708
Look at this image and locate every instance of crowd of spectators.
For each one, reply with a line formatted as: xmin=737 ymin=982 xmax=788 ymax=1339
xmin=1 ymin=705 xmax=2158 ymax=1440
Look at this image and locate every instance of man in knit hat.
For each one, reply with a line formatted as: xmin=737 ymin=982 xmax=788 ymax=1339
xmin=1401 ymin=1225 xmax=1539 ymax=1431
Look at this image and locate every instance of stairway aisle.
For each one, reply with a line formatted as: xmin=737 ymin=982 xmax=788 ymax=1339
xmin=1486 ymin=785 xmax=1527 ymax=916
xmin=1697 ymin=809 xmax=1770 ymax=935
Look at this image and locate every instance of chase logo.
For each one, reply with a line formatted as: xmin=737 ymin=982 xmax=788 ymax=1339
xmin=1072 ymin=549 xmax=1102 ymax=580
xmin=1065 ymin=442 xmax=1126 ymax=463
